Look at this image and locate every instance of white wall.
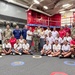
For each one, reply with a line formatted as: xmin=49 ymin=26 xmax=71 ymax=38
xmin=61 ymin=11 xmax=73 ymax=26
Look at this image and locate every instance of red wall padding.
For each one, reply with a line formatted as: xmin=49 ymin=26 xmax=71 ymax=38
xmin=27 ymin=10 xmax=61 ymax=27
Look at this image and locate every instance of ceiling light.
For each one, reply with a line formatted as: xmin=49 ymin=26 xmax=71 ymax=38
xmin=59 ymin=11 xmax=65 ymax=14
xmin=33 ymin=0 xmax=40 ymax=4
xmin=70 ymin=9 xmax=75 ymax=11
xmin=43 ymin=6 xmax=48 ymax=9
xmin=62 ymin=4 xmax=72 ymax=8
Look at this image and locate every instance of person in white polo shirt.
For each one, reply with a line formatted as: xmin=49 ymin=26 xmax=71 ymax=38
xmin=61 ymin=40 xmax=71 ymax=57
xmin=63 ymin=32 xmax=72 ymax=44
xmin=14 ymin=40 xmax=22 ymax=55
xmin=46 ymin=32 xmax=54 ymax=45
xmin=26 ymin=27 xmax=33 ymax=47
xmin=41 ymin=41 xmax=52 ymax=56
xmin=45 ymin=26 xmax=51 ymax=36
xmin=2 ymin=39 xmax=12 ymax=55
xmin=52 ymin=40 xmax=61 ymax=57
xmin=23 ymin=40 xmax=33 ymax=55
xmin=52 ymin=27 xmax=58 ymax=38
xmin=54 ymin=33 xmax=62 ymax=44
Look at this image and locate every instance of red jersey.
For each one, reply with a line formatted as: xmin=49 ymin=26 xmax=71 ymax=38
xmin=64 ymin=27 xmax=71 ymax=35
xmin=70 ymin=39 xmax=75 ymax=45
xmin=59 ymin=30 xmax=66 ymax=38
xmin=9 ymin=38 xmax=16 ymax=47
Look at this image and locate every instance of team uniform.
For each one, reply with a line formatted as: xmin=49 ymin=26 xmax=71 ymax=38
xmin=52 ymin=44 xmax=61 ymax=57
xmin=59 ymin=30 xmax=66 ymax=38
xmin=45 ymin=29 xmax=51 ymax=36
xmin=26 ymin=30 xmax=33 ymax=46
xmin=9 ymin=37 xmax=16 ymax=47
xmin=41 ymin=44 xmax=52 ymax=55
xmin=2 ymin=43 xmax=11 ymax=54
xmin=54 ymin=37 xmax=62 ymax=44
xmin=13 ymin=29 xmax=21 ymax=39
xmin=14 ymin=43 xmax=23 ymax=55
xmin=46 ymin=36 xmax=54 ymax=44
xmin=52 ymin=31 xmax=58 ymax=38
xmin=61 ymin=44 xmax=71 ymax=57
xmin=22 ymin=28 xmax=28 ymax=39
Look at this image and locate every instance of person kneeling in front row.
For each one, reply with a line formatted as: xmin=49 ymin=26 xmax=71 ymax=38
xmin=13 ymin=40 xmax=22 ymax=55
xmin=41 ymin=41 xmax=52 ymax=56
xmin=22 ymin=40 xmax=33 ymax=55
xmin=59 ymin=40 xmax=71 ymax=58
xmin=51 ymin=40 xmax=61 ymax=57
xmin=2 ymin=39 xmax=12 ymax=55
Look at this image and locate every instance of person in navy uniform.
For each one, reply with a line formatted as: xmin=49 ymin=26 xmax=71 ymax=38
xmin=22 ymin=25 xmax=28 ymax=39
xmin=13 ymin=25 xmax=21 ymax=39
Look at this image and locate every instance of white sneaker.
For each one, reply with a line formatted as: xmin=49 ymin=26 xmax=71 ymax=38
xmin=71 ymin=54 xmax=74 ymax=58
xmin=13 ymin=53 xmax=15 ymax=55
xmin=19 ymin=53 xmax=22 ymax=55
xmin=48 ymin=55 xmax=52 ymax=57
xmin=1 ymin=53 xmax=6 ymax=56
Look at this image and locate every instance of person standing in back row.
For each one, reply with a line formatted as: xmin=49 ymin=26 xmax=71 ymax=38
xmin=13 ymin=25 xmax=21 ymax=39
xmin=22 ymin=25 xmax=28 ymax=39
xmin=3 ymin=25 xmax=12 ymax=40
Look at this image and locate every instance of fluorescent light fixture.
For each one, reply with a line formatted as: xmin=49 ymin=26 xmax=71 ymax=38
xmin=70 ymin=9 xmax=75 ymax=11
xmin=34 ymin=0 xmax=40 ymax=4
xmin=62 ymin=4 xmax=72 ymax=8
xmin=43 ymin=6 xmax=48 ymax=9
xmin=59 ymin=11 xmax=65 ymax=14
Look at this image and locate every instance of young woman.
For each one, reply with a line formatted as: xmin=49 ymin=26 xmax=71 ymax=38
xmin=41 ymin=41 xmax=52 ymax=56
xmin=23 ymin=40 xmax=33 ymax=55
xmin=19 ymin=35 xmax=24 ymax=44
xmin=9 ymin=34 xmax=16 ymax=48
xmin=2 ymin=39 xmax=12 ymax=55
xmin=63 ymin=33 xmax=72 ymax=44
xmin=40 ymin=28 xmax=45 ymax=50
xmin=61 ymin=40 xmax=71 ymax=58
xmin=14 ymin=40 xmax=22 ymax=55
xmin=52 ymin=40 xmax=61 ymax=57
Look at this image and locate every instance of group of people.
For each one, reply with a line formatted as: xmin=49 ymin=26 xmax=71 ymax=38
xmin=0 ymin=23 xmax=75 ymax=58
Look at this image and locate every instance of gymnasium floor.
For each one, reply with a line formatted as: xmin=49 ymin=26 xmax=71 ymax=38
xmin=0 ymin=53 xmax=75 ymax=75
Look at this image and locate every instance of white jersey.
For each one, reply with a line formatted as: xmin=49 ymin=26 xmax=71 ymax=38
xmin=2 ymin=43 xmax=11 ymax=49
xmin=63 ymin=37 xmax=72 ymax=43
xmin=14 ymin=43 xmax=22 ymax=50
xmin=23 ymin=43 xmax=30 ymax=50
xmin=26 ymin=30 xmax=33 ymax=40
xmin=53 ymin=44 xmax=61 ymax=52
xmin=62 ymin=44 xmax=70 ymax=51
xmin=52 ymin=31 xmax=58 ymax=38
xmin=45 ymin=29 xmax=51 ymax=36
xmin=43 ymin=44 xmax=51 ymax=50
xmin=46 ymin=36 xmax=54 ymax=44
xmin=19 ymin=39 xmax=24 ymax=44
xmin=55 ymin=37 xmax=62 ymax=44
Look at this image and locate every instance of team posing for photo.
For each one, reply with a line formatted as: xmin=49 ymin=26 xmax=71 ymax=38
xmin=0 ymin=23 xmax=75 ymax=58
